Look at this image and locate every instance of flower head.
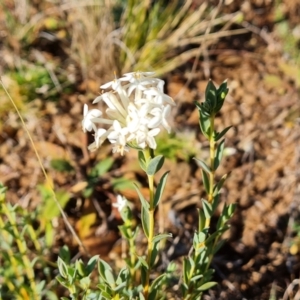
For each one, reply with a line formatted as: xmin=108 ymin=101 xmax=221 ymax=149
xmin=82 ymin=71 xmax=175 ymax=155
xmin=112 ymin=195 xmax=128 ymax=212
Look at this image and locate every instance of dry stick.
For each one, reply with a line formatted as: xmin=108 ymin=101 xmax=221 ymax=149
xmin=0 ymin=79 xmax=89 ymax=256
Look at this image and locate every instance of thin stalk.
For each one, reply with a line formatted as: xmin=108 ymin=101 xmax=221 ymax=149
xmin=143 ymin=148 xmax=155 ymax=299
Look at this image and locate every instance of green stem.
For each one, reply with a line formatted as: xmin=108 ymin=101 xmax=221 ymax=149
xmin=143 ymin=148 xmax=155 ymax=299
xmin=205 ymin=114 xmax=216 ymax=228
xmin=127 ymin=225 xmax=137 ymax=287
xmin=185 ymin=114 xmax=217 ymax=299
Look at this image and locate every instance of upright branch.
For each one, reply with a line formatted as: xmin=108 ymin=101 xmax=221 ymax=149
xmin=181 ymin=80 xmax=236 ymax=299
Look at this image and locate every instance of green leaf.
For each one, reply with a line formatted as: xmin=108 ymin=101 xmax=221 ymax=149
xmin=212 ymin=193 xmax=220 ymax=213
xmin=134 ymin=184 xmax=149 ymax=210
xmin=76 ymin=259 xmax=86 ymax=276
xmin=112 ymin=177 xmax=138 ymax=193
xmin=86 ymin=255 xmax=99 ymax=274
xmin=214 ymin=139 xmax=225 ymax=171
xmin=104 ymin=268 xmax=115 ymax=286
xmin=147 ymin=155 xmax=164 ymax=175
xmin=97 ymin=284 xmax=112 ymax=299
xmin=150 ymin=240 xmax=159 ymax=268
xmin=139 ymin=292 xmax=146 ymax=300
xmin=198 ymin=110 xmax=210 ymax=138
xmin=79 ymin=276 xmax=91 ymax=289
xmin=91 ymin=158 xmax=114 ymax=177
xmin=215 ymin=126 xmax=232 ymax=141
xmin=183 ymin=257 xmax=191 ymax=283
xmin=213 ymin=239 xmax=226 ymax=254
xmin=197 ymin=281 xmax=217 ymax=291
xmin=98 ymin=259 xmax=113 ymax=281
xmin=141 ymin=206 xmax=150 ymax=238
xmin=152 ymin=233 xmax=172 ymax=244
xmin=138 ymin=150 xmax=147 ymax=172
xmin=141 ymin=265 xmax=148 ymax=287
xmin=113 ymin=280 xmax=127 ymax=292
xmin=205 ymin=80 xmax=217 ymax=111
xmin=150 ymin=273 xmax=166 ymax=291
xmin=201 ymin=198 xmax=213 ymax=219
xmin=213 ymin=173 xmax=230 ymax=196
xmin=39 ymin=188 xmax=70 ymax=219
xmin=198 ymin=209 xmax=206 ymax=232
xmin=201 ymin=169 xmax=210 ymax=194
xmin=205 ymin=229 xmax=224 ymax=245
xmin=194 ymin=158 xmax=211 ymax=173
xmin=57 ymin=257 xmax=68 ymax=278
xmin=58 ymin=245 xmax=71 ymax=264
xmin=50 ymin=159 xmax=74 ymax=172
xmin=115 ymin=267 xmax=129 ymax=286
xmin=119 ymin=224 xmax=131 ymax=239
xmin=149 ymin=272 xmax=167 ymax=300
xmin=153 ymin=171 xmax=169 ymax=208
xmin=216 ymin=80 xmax=228 ymax=112
xmin=190 ymin=274 xmax=204 ymax=282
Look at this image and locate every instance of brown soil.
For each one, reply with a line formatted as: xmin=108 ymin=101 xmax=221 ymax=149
xmin=1 ymin=1 xmax=300 ymax=299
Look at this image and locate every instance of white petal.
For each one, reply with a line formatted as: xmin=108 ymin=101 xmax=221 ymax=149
xmin=83 ymin=103 xmax=88 ymax=116
xmin=146 ymin=135 xmax=157 ymax=149
xmin=148 ymin=128 xmax=160 ymax=137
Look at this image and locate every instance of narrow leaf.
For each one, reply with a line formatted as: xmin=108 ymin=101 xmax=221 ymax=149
xmin=134 ymin=184 xmax=149 ymax=210
xmin=138 ymin=150 xmax=147 ymax=172
xmin=201 ymin=169 xmax=210 ymax=194
xmin=57 ymin=257 xmax=68 ymax=278
xmin=147 ymin=155 xmax=164 ymax=175
xmin=213 ymin=239 xmax=226 ymax=254
xmin=213 ymin=173 xmax=230 ymax=196
xmin=141 ymin=207 xmax=150 ymax=238
xmin=191 ymin=274 xmax=204 ymax=282
xmin=197 ymin=281 xmax=217 ymax=291
xmin=214 ymin=139 xmax=225 ymax=171
xmin=149 ymin=273 xmax=166 ymax=300
xmin=150 ymin=240 xmax=159 ymax=268
xmin=198 ymin=209 xmax=206 ymax=232
xmin=98 ymin=259 xmax=112 ymax=281
xmin=152 ymin=233 xmax=172 ymax=244
xmin=104 ymin=269 xmax=115 ymax=286
xmin=86 ymin=255 xmax=98 ymax=274
xmin=199 ymin=110 xmax=210 ymax=138
xmin=153 ymin=171 xmax=169 ymax=208
xmin=205 ymin=80 xmax=217 ymax=109
xmin=215 ymin=126 xmax=232 ymax=141
xmin=194 ymin=158 xmax=211 ymax=173
xmin=202 ymin=198 xmax=213 ymax=219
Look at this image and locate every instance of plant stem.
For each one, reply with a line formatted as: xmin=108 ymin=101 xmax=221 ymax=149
xmin=128 ymin=225 xmax=137 ymax=287
xmin=205 ymin=114 xmax=216 ymax=228
xmin=143 ymin=148 xmax=155 ymax=299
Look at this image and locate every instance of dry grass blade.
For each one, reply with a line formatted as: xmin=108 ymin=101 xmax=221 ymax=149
xmin=116 ymin=1 xmax=248 ymax=75
xmin=62 ymin=0 xmax=117 ymax=82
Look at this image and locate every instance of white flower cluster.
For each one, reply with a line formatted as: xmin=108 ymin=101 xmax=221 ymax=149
xmin=82 ymin=71 xmax=175 ymax=155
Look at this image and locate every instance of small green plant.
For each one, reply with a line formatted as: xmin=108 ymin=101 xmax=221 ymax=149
xmin=0 ymin=183 xmax=58 ymax=300
xmin=180 ymin=80 xmax=235 ymax=299
xmin=57 ymin=72 xmax=235 ymax=299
